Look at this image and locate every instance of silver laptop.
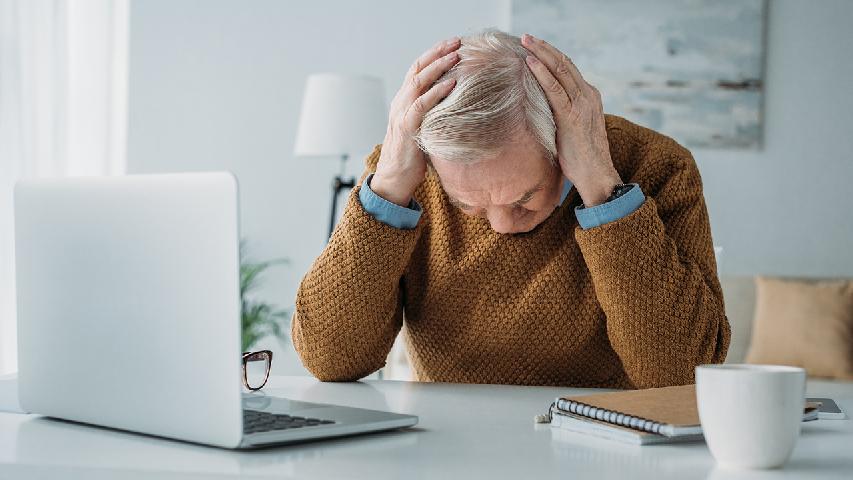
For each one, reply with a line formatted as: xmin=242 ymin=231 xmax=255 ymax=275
xmin=13 ymin=172 xmax=417 ymax=449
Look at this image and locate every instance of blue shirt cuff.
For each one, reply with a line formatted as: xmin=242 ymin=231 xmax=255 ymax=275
xmin=358 ymin=173 xmax=423 ymax=229
xmin=559 ymin=178 xmax=573 ymax=205
xmin=574 ymin=183 xmax=645 ymax=229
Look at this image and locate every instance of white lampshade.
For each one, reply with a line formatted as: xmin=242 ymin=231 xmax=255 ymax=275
xmin=293 ymin=74 xmax=387 ymax=157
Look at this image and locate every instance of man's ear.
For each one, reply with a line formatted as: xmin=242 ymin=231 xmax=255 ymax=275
xmin=425 ymin=156 xmax=450 ymax=195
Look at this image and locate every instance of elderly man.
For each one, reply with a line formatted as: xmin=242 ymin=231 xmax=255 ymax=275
xmin=291 ymin=29 xmax=730 ymax=389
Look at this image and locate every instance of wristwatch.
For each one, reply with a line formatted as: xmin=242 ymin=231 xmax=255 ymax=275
xmin=605 ymin=183 xmax=634 ymax=203
xmin=577 ymin=183 xmax=634 ymax=210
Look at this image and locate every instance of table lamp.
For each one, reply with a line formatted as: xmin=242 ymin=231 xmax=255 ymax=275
xmin=294 ymin=74 xmax=387 ymax=238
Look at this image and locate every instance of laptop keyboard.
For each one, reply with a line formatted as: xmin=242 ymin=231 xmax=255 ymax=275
xmin=243 ymin=409 xmax=336 ymax=434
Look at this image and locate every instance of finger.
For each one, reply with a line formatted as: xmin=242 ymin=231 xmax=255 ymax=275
xmin=406 ymin=37 xmax=461 ymax=83
xmin=524 ymin=55 xmax=571 ymax=128
xmin=406 ymin=50 xmax=460 ymax=102
xmin=523 ymin=33 xmax=587 ymax=90
xmin=521 ymin=34 xmax=587 ymax=99
xmin=405 ymin=78 xmax=456 ymax=130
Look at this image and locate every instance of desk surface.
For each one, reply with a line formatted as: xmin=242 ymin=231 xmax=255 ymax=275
xmin=1 ymin=376 xmax=852 ymax=479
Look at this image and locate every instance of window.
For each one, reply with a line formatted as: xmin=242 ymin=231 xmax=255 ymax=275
xmin=0 ymin=0 xmax=129 ymax=374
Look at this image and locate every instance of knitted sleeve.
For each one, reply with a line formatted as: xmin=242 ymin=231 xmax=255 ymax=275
xmin=291 ymin=145 xmax=422 ymax=381
xmin=574 ymin=149 xmax=731 ymax=389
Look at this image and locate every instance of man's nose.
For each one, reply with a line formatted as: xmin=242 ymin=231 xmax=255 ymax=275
xmin=487 ymin=208 xmax=517 ymax=234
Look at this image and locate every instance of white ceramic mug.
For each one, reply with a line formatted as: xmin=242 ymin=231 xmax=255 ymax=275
xmin=695 ymin=364 xmax=806 ymax=469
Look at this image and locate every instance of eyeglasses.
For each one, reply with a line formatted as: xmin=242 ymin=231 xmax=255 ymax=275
xmin=242 ymin=350 xmax=272 ymax=391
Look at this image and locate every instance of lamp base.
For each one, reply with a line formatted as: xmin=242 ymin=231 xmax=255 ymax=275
xmin=329 ymin=175 xmax=356 ymax=238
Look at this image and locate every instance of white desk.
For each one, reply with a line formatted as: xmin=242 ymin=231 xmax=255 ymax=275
xmin=1 ymin=376 xmax=851 ymax=479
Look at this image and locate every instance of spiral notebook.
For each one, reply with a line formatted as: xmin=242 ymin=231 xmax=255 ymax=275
xmin=548 ymin=384 xmax=703 ymax=445
xmin=553 ymin=384 xmax=702 ymax=437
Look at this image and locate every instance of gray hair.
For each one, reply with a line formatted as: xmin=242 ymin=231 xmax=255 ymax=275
xmin=414 ymin=28 xmax=557 ymax=165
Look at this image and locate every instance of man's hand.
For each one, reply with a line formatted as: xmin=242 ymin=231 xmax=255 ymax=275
xmin=370 ymin=37 xmax=462 ymax=207
xmin=521 ymin=33 xmax=622 ymax=207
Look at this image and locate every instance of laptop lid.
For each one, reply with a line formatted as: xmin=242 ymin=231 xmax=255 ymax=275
xmin=14 ymin=172 xmax=244 ymax=448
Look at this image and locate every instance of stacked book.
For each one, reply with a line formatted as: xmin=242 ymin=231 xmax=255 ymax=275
xmin=547 ymin=384 xmax=819 ymax=445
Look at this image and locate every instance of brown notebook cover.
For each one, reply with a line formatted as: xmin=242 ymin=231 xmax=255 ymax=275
xmin=561 ymin=384 xmax=700 ymax=429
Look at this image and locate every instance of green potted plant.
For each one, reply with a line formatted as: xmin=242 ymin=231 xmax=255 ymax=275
xmin=240 ymin=240 xmax=291 ymax=352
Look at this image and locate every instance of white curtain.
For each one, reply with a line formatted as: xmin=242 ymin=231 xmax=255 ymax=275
xmin=0 ymin=0 xmax=129 ymax=374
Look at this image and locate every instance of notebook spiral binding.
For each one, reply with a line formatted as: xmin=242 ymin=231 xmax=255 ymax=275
xmin=554 ymin=398 xmax=664 ymax=435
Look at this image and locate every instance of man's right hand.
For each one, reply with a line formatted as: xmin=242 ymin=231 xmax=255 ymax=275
xmin=370 ymin=37 xmax=462 ymax=207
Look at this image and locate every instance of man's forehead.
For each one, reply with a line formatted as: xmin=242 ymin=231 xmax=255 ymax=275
xmin=429 ymin=132 xmax=553 ymax=205
xmin=435 ymin=164 xmax=547 ymax=206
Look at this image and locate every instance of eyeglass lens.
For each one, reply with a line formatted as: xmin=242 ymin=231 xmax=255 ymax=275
xmin=244 ymin=351 xmax=271 ymax=390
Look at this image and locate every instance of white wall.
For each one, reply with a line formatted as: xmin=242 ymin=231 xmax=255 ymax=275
xmin=694 ymin=0 xmax=853 ymax=277
xmin=127 ymin=0 xmax=853 ymax=373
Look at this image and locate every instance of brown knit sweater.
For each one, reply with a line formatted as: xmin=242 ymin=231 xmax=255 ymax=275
xmin=292 ymin=114 xmax=730 ymax=389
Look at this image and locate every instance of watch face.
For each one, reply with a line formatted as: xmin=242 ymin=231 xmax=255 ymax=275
xmin=608 ymin=184 xmax=632 ymax=202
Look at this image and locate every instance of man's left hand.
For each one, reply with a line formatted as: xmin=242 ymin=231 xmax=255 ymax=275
xmin=521 ymin=33 xmax=622 ymax=207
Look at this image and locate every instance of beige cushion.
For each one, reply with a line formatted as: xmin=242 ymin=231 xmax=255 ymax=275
xmin=745 ymin=276 xmax=853 ymax=380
